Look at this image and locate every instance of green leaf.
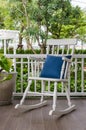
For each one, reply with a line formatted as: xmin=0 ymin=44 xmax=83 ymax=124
xmin=0 ymin=54 xmax=13 ymax=72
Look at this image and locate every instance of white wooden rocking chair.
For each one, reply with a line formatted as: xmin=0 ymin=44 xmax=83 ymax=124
xmin=15 ymin=38 xmax=77 ymax=118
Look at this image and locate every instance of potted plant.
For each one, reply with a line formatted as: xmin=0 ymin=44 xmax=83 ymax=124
xmin=0 ymin=54 xmax=17 ymax=105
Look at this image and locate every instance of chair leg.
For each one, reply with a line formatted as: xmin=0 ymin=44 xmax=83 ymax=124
xmin=65 ymin=84 xmax=71 ymax=107
xmin=40 ymin=80 xmax=45 ymax=102
xmin=15 ymin=80 xmax=47 ymax=110
xmin=49 ymin=82 xmax=57 ymax=115
xmin=49 ymin=82 xmax=76 ymax=117
xmin=15 ymin=80 xmax=32 ymax=109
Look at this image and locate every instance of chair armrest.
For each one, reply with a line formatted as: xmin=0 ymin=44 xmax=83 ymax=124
xmin=62 ymin=57 xmax=71 ymax=63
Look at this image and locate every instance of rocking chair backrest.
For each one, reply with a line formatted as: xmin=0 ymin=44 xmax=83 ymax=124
xmin=29 ymin=38 xmax=76 ymax=79
xmin=45 ymin=38 xmax=76 ymax=79
xmin=46 ymin=38 xmax=76 ymax=55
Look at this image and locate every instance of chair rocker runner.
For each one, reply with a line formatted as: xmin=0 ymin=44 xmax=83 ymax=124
xmin=15 ymin=38 xmax=77 ymax=117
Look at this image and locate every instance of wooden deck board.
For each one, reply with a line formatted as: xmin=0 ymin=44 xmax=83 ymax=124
xmin=0 ymin=99 xmax=86 ymax=130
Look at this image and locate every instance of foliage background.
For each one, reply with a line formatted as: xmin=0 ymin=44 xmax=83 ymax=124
xmin=0 ymin=0 xmax=86 ymax=53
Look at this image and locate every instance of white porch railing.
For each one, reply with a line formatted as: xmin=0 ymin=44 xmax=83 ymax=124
xmin=6 ymin=54 xmax=86 ymax=97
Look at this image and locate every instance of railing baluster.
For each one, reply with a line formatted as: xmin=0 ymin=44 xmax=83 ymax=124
xmin=21 ymin=58 xmax=23 ymax=93
xmin=13 ymin=58 xmax=17 ymax=92
xmin=75 ymin=58 xmax=77 ymax=93
xmin=81 ymin=58 xmax=84 ymax=92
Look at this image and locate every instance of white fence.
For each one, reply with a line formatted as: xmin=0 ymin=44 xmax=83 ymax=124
xmin=6 ymin=54 xmax=86 ymax=97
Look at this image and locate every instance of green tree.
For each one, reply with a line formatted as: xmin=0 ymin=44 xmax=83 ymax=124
xmin=0 ymin=0 xmax=86 ymax=53
xmin=8 ymin=0 xmax=37 ymax=53
xmin=0 ymin=0 xmax=15 ymax=29
xmin=47 ymin=1 xmax=84 ymax=38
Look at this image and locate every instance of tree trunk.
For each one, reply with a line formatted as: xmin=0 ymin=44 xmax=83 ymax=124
xmin=40 ymin=44 xmax=46 ymax=54
xmin=17 ymin=25 xmax=24 ymax=49
xmin=26 ymin=39 xmax=36 ymax=54
xmin=17 ymin=34 xmax=23 ymax=49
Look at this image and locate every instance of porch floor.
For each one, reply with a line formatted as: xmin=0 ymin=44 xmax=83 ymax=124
xmin=0 ymin=98 xmax=86 ymax=130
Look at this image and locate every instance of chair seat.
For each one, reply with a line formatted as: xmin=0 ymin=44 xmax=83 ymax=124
xmin=29 ymin=77 xmax=68 ymax=82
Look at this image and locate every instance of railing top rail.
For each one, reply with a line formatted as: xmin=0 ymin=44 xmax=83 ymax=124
xmin=6 ymin=54 xmax=86 ymax=59
xmin=47 ymin=38 xmax=77 ymax=45
xmin=5 ymin=54 xmax=46 ymax=58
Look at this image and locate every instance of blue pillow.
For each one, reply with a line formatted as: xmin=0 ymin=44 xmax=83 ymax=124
xmin=40 ymin=55 xmax=71 ymax=79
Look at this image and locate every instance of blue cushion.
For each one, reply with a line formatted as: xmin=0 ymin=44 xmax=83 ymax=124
xmin=40 ymin=55 xmax=71 ymax=79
